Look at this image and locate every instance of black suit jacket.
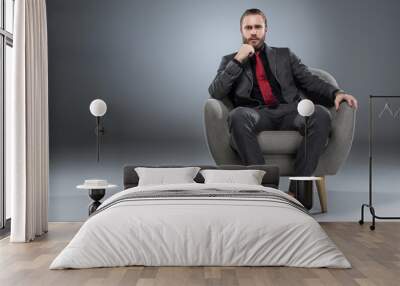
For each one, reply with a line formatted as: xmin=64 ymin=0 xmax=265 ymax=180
xmin=209 ymin=44 xmax=340 ymax=108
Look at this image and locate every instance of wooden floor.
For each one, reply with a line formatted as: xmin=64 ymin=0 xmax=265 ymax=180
xmin=0 ymin=222 xmax=399 ymax=286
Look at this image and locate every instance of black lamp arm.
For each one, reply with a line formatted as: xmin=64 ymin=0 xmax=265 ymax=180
xmin=95 ymin=116 xmax=105 ymax=135
xmin=95 ymin=116 xmax=105 ymax=162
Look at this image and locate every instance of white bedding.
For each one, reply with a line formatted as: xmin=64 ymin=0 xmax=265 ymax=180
xmin=50 ymin=183 xmax=351 ymax=269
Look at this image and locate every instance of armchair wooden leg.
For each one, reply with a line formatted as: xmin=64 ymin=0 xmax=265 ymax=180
xmin=316 ymin=176 xmax=327 ymax=213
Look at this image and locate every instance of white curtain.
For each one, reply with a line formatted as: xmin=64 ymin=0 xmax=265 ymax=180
xmin=8 ymin=0 xmax=49 ymax=242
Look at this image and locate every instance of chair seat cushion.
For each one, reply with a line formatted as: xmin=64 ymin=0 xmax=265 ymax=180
xmin=257 ymin=131 xmax=301 ymax=154
xmin=257 ymin=131 xmax=329 ymax=154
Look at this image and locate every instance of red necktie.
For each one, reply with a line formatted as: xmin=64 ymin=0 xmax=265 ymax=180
xmin=255 ymin=51 xmax=277 ymax=106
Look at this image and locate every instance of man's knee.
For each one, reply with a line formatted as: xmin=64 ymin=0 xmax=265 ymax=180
xmin=310 ymin=105 xmax=332 ymax=129
xmin=228 ymin=107 xmax=259 ymax=130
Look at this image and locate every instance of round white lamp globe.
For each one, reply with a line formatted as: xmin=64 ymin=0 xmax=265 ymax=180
xmin=297 ymin=99 xmax=315 ymax=117
xmin=89 ymin=99 xmax=107 ymax=117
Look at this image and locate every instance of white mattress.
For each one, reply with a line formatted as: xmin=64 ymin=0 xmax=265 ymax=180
xmin=50 ymin=183 xmax=351 ymax=269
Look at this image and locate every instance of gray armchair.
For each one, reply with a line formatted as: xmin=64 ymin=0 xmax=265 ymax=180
xmin=204 ymin=68 xmax=356 ymax=212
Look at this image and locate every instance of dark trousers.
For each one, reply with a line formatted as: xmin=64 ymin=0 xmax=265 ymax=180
xmin=228 ymin=104 xmax=332 ymax=176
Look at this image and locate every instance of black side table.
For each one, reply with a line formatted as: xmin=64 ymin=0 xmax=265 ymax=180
xmin=77 ymin=180 xmax=117 ymax=215
xmin=88 ymin=189 xmax=106 ymax=215
xmin=289 ymin=176 xmax=322 ymax=210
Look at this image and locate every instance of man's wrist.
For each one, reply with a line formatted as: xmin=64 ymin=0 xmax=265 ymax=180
xmin=334 ymin=89 xmax=346 ymax=97
xmin=232 ymin=58 xmax=243 ymax=67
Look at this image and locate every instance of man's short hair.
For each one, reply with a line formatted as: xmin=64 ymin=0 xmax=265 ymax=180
xmin=240 ymin=8 xmax=267 ymax=28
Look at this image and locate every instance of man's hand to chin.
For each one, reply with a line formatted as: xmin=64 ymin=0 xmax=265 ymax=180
xmin=234 ymin=44 xmax=255 ymax=63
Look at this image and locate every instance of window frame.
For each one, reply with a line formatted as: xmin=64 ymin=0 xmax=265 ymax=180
xmin=0 ymin=0 xmax=14 ymax=231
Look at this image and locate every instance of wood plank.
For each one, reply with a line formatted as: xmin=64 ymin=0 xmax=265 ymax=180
xmin=0 ymin=222 xmax=399 ymax=286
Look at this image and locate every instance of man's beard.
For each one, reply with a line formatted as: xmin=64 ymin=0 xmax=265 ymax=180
xmin=242 ymin=35 xmax=265 ymax=50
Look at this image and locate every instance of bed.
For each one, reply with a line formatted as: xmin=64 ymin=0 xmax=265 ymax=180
xmin=50 ymin=165 xmax=350 ymax=269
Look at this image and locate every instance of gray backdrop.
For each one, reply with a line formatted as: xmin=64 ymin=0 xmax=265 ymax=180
xmin=47 ymin=0 xmax=400 ymax=221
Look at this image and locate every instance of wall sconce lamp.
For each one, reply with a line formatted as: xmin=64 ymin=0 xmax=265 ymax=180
xmin=89 ymin=99 xmax=107 ymax=162
xmin=297 ymin=99 xmax=315 ymax=163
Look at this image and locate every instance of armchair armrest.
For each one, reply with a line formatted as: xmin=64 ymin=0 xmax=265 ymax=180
xmin=315 ymin=101 xmax=356 ymax=175
xmin=203 ymin=98 xmax=241 ymax=165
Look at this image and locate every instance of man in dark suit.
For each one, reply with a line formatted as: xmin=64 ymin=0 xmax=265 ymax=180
xmin=209 ymin=8 xmax=357 ymax=194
